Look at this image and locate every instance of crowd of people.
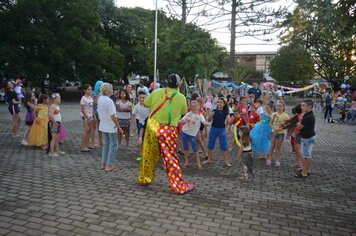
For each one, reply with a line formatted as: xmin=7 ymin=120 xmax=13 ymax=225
xmin=5 ymin=77 xmax=320 ymax=194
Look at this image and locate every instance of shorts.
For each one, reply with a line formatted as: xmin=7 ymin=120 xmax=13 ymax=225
xmin=118 ymin=118 xmax=130 ymax=128
xmin=199 ymin=123 xmax=204 ymax=132
xmin=182 ymin=132 xmax=198 ymax=153
xmin=274 ymin=133 xmax=285 ymax=140
xmin=301 ymin=136 xmax=316 ymax=158
xmin=207 ymin=127 xmax=228 ymax=151
xmin=8 ymin=105 xmax=20 ymax=115
xmin=81 ymin=116 xmax=94 ymax=121
xmin=50 ymin=121 xmax=61 ymax=134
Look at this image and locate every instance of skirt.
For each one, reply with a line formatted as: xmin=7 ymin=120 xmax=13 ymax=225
xmin=250 ymin=122 xmax=272 ymax=155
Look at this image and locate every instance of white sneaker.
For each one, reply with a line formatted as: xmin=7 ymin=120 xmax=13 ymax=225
xmin=49 ymin=153 xmax=59 ymax=157
xmin=21 ymin=140 xmax=28 ymax=146
xmin=275 ymin=161 xmax=280 ymax=167
xmin=266 ymin=159 xmax=271 ymax=166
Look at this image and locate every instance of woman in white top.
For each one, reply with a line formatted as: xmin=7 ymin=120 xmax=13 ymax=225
xmin=97 ymin=83 xmax=123 ymax=171
xmin=116 ymin=89 xmax=132 ymax=146
xmin=49 ymin=93 xmax=64 ymax=157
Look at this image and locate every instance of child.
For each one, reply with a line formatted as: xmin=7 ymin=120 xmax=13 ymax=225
xmin=116 ymin=89 xmax=132 ymax=146
xmin=80 ymin=84 xmax=94 ymax=152
xmin=204 ymin=90 xmax=214 ymax=115
xmin=255 ymin=99 xmax=264 ymax=115
xmin=22 ymin=92 xmax=37 ymax=146
xmin=237 ymin=96 xmax=249 ymax=123
xmin=180 ymin=101 xmax=210 ymax=170
xmin=237 ymin=126 xmax=254 ymax=180
xmin=204 ymin=97 xmax=232 ymax=166
xmin=49 ymin=93 xmax=64 ymax=157
xmin=250 ymin=103 xmax=273 ymax=160
xmin=230 ymin=108 xmax=247 ymax=140
xmin=295 ymin=100 xmax=316 ymax=178
xmin=248 ymin=105 xmax=261 ymax=130
xmin=284 ymin=104 xmax=303 ymax=169
xmin=267 ymin=101 xmax=289 ymax=166
xmin=247 ymin=94 xmax=255 ymax=111
xmin=28 ymin=94 xmax=49 ymax=149
xmin=132 ymin=91 xmax=150 ymax=161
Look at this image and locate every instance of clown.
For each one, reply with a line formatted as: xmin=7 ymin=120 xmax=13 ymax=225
xmin=137 ymin=74 xmax=195 ymax=194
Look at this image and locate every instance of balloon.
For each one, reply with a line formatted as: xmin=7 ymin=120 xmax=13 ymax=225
xmin=346 ymin=84 xmax=350 ymax=89
xmin=346 ymin=89 xmax=351 ymax=95
xmin=233 ymin=120 xmax=241 ymax=147
xmin=340 ymin=83 xmax=347 ymax=89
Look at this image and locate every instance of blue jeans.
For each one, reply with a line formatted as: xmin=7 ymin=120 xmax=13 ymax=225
xmin=207 ymin=127 xmax=228 ymax=151
xmin=102 ymin=132 xmax=118 ymax=165
xmin=301 ymin=136 xmax=316 ymax=158
xmin=182 ymin=132 xmax=198 ymax=153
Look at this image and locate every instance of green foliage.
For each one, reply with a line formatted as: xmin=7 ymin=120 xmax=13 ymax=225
xmin=0 ymin=0 xmax=226 ymax=85
xmin=270 ymin=44 xmax=315 ymax=83
xmin=280 ymin=0 xmax=355 ymax=83
xmin=0 ymin=0 xmax=124 ymax=85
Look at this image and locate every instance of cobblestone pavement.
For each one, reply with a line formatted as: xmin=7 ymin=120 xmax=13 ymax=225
xmin=0 ymin=102 xmax=355 ymax=236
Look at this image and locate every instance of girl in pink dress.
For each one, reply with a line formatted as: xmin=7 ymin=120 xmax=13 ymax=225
xmin=204 ymin=90 xmax=213 ymax=112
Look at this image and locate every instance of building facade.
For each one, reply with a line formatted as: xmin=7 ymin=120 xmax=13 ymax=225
xmin=235 ymin=51 xmax=277 ymax=73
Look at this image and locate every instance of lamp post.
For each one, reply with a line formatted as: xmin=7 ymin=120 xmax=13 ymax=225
xmin=153 ymin=0 xmax=158 ymax=90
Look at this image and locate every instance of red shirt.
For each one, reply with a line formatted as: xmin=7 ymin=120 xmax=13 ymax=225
xmin=233 ymin=117 xmax=247 ymax=128
xmin=248 ymin=112 xmax=261 ymax=129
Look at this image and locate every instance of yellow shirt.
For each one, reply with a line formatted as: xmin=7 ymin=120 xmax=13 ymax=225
xmin=145 ymin=88 xmax=187 ymax=126
xmin=270 ymin=112 xmax=289 ymax=134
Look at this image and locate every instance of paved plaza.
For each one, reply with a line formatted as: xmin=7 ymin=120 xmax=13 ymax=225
xmin=0 ymin=102 xmax=355 ymax=236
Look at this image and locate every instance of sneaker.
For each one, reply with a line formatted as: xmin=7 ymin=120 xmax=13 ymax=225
xmin=21 ymin=140 xmax=28 ymax=146
xmin=80 ymin=148 xmax=90 ymax=152
xmin=136 ymin=156 xmax=142 ymax=161
xmin=49 ymin=153 xmax=59 ymax=157
xmin=58 ymin=151 xmax=66 ymax=155
xmin=266 ymin=159 xmax=271 ymax=166
xmin=275 ymin=161 xmax=281 ymax=167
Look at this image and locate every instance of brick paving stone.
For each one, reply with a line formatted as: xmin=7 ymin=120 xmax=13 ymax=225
xmin=1 ymin=102 xmax=356 ymax=236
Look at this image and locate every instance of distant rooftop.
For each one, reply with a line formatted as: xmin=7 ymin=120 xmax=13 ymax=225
xmin=236 ymin=51 xmax=277 ymax=55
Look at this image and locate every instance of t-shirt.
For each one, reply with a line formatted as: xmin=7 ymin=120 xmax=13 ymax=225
xmin=256 ymin=106 xmax=264 ymax=115
xmin=144 ymin=88 xmax=187 ymax=126
xmin=6 ymin=91 xmax=18 ymax=105
xmin=212 ymin=109 xmax=229 ymax=128
xmin=270 ymin=112 xmax=290 ymax=134
xmin=51 ymin=104 xmax=61 ymax=122
xmin=132 ymin=103 xmax=150 ymax=125
xmin=248 ymin=88 xmax=262 ymax=100
xmin=98 ymin=95 xmax=117 ymax=133
xmin=233 ymin=117 xmax=247 ymax=128
xmin=116 ymin=100 xmax=132 ymax=119
xmin=137 ymin=86 xmax=149 ymax=95
xmin=181 ymin=112 xmax=206 ymax=136
xmin=300 ymin=111 xmax=315 ymax=139
xmin=248 ymin=112 xmax=261 ymax=128
xmin=80 ymin=95 xmax=94 ymax=118
xmin=14 ymin=85 xmax=24 ymax=99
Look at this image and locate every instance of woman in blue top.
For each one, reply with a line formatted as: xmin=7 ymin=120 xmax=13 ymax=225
xmin=204 ymin=97 xmax=232 ymax=167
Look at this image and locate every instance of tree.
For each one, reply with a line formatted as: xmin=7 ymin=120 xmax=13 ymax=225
xmin=0 ymin=0 xmax=124 ymax=85
xmin=280 ymin=0 xmax=355 ymax=85
xmin=166 ymin=0 xmax=288 ymax=67
xmin=269 ymin=44 xmax=315 ymax=83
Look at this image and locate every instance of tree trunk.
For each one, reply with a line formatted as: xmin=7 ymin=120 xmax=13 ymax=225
xmin=229 ymin=0 xmax=237 ymax=68
xmin=182 ymin=0 xmax=187 ymax=27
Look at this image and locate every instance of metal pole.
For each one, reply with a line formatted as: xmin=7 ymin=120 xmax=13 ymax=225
xmin=153 ymin=0 xmax=158 ymax=90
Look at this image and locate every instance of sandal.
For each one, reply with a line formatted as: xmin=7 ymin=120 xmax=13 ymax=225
xmin=294 ymin=172 xmax=308 ymax=178
xmin=298 ymin=169 xmax=311 ymax=176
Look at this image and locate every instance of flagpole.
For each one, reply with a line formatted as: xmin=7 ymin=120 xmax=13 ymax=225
xmin=153 ymin=0 xmax=158 ymax=90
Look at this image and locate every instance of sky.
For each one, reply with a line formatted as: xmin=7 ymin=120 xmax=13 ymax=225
xmin=115 ymin=0 xmax=294 ymax=53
